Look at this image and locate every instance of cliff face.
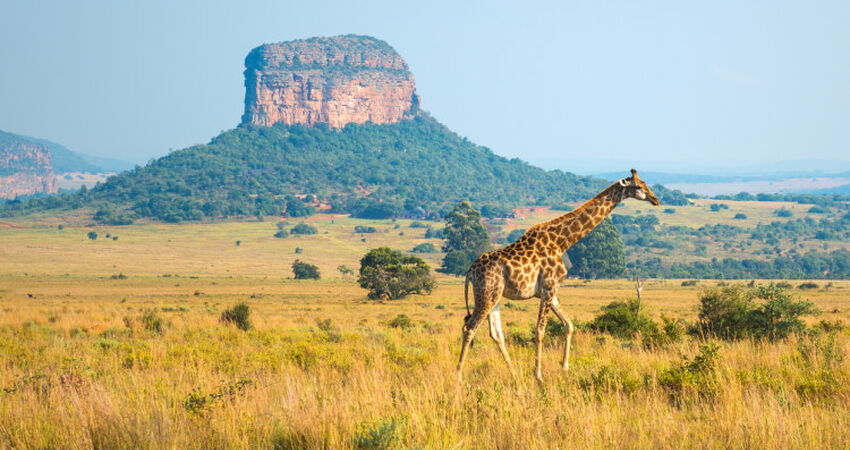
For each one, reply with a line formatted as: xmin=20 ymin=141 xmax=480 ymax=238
xmin=242 ymin=35 xmax=419 ymax=128
xmin=0 ymin=132 xmax=57 ymax=199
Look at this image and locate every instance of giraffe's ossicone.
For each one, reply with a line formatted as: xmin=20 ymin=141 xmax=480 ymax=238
xmin=456 ymin=169 xmax=660 ymax=383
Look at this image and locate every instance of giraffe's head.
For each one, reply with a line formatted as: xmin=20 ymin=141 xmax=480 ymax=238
xmin=618 ymin=169 xmax=660 ymax=206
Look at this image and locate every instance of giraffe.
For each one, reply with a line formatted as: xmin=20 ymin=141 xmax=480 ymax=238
xmin=456 ymin=169 xmax=660 ymax=382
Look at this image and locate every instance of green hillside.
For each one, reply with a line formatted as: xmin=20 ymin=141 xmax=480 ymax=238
xmin=2 ymin=114 xmax=620 ymax=222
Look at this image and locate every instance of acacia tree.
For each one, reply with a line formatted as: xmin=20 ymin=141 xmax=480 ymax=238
xmin=566 ymin=217 xmax=625 ymax=279
xmin=439 ymin=201 xmax=491 ymax=275
xmin=358 ymin=247 xmax=435 ymax=300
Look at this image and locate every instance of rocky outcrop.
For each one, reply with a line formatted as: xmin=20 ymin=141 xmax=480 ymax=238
xmin=0 ymin=132 xmax=57 ymax=199
xmin=242 ymin=35 xmax=419 ymax=128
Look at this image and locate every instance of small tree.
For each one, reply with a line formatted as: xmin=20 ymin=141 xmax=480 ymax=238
xmin=291 ymin=223 xmax=318 ymax=235
xmin=439 ymin=201 xmax=491 ymax=275
xmin=358 ymin=247 xmax=435 ymax=300
xmin=411 ymin=243 xmax=436 ymax=253
xmin=566 ymin=217 xmax=625 ymax=279
xmin=87 ymin=231 xmax=98 ymax=240
xmin=292 ymin=260 xmax=320 ymax=279
xmin=337 ymin=265 xmax=354 ymax=277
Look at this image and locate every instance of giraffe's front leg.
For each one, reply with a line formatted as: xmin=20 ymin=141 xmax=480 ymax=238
xmin=549 ymin=295 xmax=575 ymax=371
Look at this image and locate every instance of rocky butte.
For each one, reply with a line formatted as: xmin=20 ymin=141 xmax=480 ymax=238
xmin=0 ymin=131 xmax=57 ymax=199
xmin=242 ymin=35 xmax=419 ymax=128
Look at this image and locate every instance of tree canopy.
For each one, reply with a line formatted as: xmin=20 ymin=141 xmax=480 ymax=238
xmin=566 ymin=217 xmax=625 ymax=279
xmin=439 ymin=201 xmax=492 ymax=275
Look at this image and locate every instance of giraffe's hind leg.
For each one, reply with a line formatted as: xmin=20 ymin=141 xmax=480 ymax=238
xmin=549 ymin=297 xmax=575 ymax=371
xmin=488 ymin=304 xmax=516 ymax=377
xmin=457 ymin=266 xmax=504 ymax=382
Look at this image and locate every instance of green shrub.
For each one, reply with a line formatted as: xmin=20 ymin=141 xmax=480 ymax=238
xmin=354 ymin=225 xmax=377 ymax=233
xmin=696 ymin=286 xmax=753 ymax=339
xmin=140 ymin=310 xmax=164 ymax=334
xmin=411 ymin=243 xmax=436 ymax=253
xmin=274 ymin=229 xmax=288 ymax=238
xmin=734 ymin=213 xmax=747 ymax=220
xmin=351 ymin=417 xmax=405 ymax=449
xmin=290 ymin=223 xmax=318 ymax=235
xmin=87 ymin=231 xmax=98 ymax=240
xmin=657 ymin=342 xmax=722 ymax=401
xmin=696 ymin=284 xmax=816 ymax=341
xmin=798 ymin=282 xmax=818 ymax=290
xmin=220 ymin=302 xmax=252 ymax=331
xmin=589 ymin=298 xmax=658 ymax=339
xmin=292 ymin=260 xmax=320 ymax=279
xmin=681 ymin=280 xmax=699 ymax=286
xmin=774 ymin=208 xmax=793 ymax=217
xmin=387 ymin=314 xmax=413 ymax=330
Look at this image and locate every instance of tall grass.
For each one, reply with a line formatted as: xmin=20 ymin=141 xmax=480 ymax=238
xmin=0 ymin=276 xmax=848 ymax=448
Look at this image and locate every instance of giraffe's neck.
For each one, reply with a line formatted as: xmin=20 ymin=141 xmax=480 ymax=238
xmin=542 ymin=182 xmax=624 ymax=254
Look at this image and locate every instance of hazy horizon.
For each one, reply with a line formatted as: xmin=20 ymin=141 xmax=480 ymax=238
xmin=2 ymin=1 xmax=849 ymax=175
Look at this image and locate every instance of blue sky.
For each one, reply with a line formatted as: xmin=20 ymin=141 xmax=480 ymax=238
xmin=1 ymin=0 xmax=848 ymax=174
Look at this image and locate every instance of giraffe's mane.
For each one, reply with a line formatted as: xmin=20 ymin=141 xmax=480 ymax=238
xmin=537 ymin=181 xmax=620 ymax=229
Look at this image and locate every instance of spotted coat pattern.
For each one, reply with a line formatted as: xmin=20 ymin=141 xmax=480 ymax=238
xmin=456 ymin=170 xmax=660 ymax=382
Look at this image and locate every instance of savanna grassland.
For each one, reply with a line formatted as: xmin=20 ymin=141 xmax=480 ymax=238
xmin=1 ymin=210 xmax=850 ymax=448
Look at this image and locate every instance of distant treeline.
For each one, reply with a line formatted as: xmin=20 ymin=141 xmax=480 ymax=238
xmin=631 ymin=249 xmax=850 ymax=279
xmin=710 ymin=192 xmax=850 ymax=207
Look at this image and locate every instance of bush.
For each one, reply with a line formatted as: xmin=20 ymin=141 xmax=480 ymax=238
xmin=734 ymin=213 xmax=747 ymax=220
xmin=409 ymin=221 xmax=427 ymax=228
xmin=681 ymin=280 xmax=699 ymax=286
xmin=696 ymin=286 xmax=753 ymax=339
xmin=358 ymin=247 xmax=435 ymax=300
xmin=808 ymin=205 xmax=829 ymax=214
xmin=589 ymin=299 xmax=658 ymax=339
xmin=696 ymin=285 xmax=816 ymax=341
xmin=387 ymin=314 xmax=413 ymax=329
xmin=658 ymin=342 xmax=722 ymax=400
xmin=411 ymin=243 xmax=436 ymax=253
xmin=774 ymin=208 xmax=793 ymax=218
xmin=663 ymin=208 xmax=676 ymax=214
xmin=290 ymin=223 xmax=318 ymax=235
xmin=351 ymin=417 xmax=405 ymax=449
xmin=274 ymin=229 xmax=288 ymax=238
xmin=292 ymin=260 xmax=320 ymax=279
xmin=798 ymin=282 xmax=819 ymax=290
xmin=220 ymin=302 xmax=252 ymax=331
xmin=354 ymin=225 xmax=377 ymax=233
xmin=87 ymin=231 xmax=98 ymax=240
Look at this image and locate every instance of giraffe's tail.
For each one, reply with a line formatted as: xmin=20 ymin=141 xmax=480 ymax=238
xmin=463 ymin=270 xmax=472 ymax=329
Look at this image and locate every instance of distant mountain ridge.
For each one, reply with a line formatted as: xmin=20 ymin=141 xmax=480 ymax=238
xmin=0 ymin=129 xmax=132 ymax=174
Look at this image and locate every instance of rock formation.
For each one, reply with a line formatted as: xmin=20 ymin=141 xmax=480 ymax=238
xmin=242 ymin=35 xmax=419 ymax=128
xmin=0 ymin=132 xmax=57 ymax=199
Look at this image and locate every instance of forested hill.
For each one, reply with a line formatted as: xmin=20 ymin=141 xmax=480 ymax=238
xmin=1 ymin=114 xmax=686 ymax=223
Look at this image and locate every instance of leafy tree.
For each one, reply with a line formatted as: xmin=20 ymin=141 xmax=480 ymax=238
xmin=292 ymin=260 xmax=320 ymax=279
xmin=439 ymin=201 xmax=491 ymax=275
xmin=290 ymin=223 xmax=318 ymax=235
xmin=506 ymin=228 xmax=526 ymax=243
xmin=566 ymin=217 xmax=625 ymax=279
xmin=358 ymin=247 xmax=435 ymax=300
xmin=411 ymin=243 xmax=436 ymax=253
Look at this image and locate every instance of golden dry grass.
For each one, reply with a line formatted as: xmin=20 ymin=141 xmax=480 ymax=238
xmin=1 ymin=273 xmax=849 ymax=448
